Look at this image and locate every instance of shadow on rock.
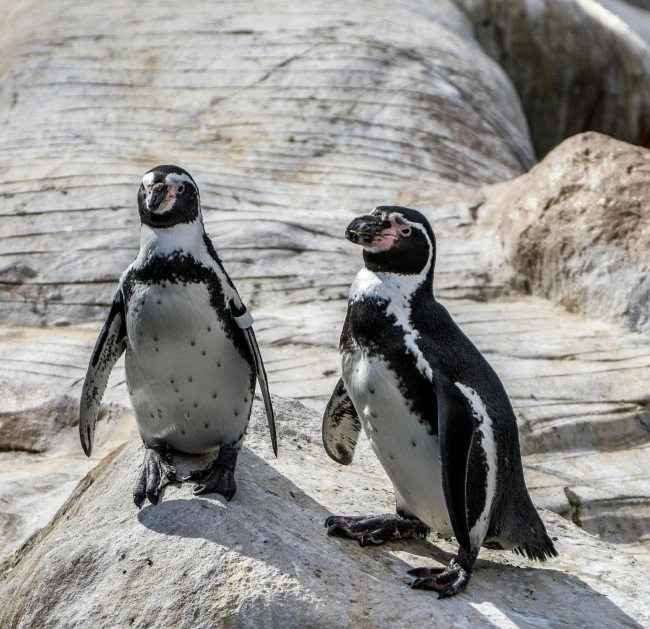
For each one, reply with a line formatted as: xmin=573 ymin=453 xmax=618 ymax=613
xmin=136 ymin=447 xmax=644 ymax=629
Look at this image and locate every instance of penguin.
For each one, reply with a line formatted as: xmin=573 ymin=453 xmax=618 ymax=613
xmin=80 ymin=165 xmax=276 ymax=507
xmin=322 ymin=206 xmax=557 ymax=598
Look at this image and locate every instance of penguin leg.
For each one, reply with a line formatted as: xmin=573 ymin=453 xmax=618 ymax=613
xmin=325 ymin=514 xmax=429 ymax=547
xmin=182 ymin=445 xmax=238 ymax=501
xmin=133 ymin=445 xmax=178 ymax=509
xmin=408 ymin=545 xmax=479 ymax=599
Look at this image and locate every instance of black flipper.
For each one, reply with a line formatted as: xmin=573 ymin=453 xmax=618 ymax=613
xmin=433 ymin=372 xmax=477 ymax=553
xmin=240 ymin=321 xmax=277 ymax=456
xmin=79 ymin=290 xmax=127 ymax=456
xmin=322 ymin=378 xmax=361 ymax=465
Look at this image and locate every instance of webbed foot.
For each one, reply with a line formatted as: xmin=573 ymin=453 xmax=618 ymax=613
xmin=133 ymin=445 xmax=178 ymax=508
xmin=408 ymin=546 xmax=477 ymax=599
xmin=325 ymin=514 xmax=428 ymax=547
xmin=182 ymin=445 xmax=239 ymax=501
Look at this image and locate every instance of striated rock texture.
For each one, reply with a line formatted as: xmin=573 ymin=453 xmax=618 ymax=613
xmin=0 ymin=0 xmax=534 ymax=329
xmin=3 ymin=0 xmax=650 ymax=603
xmin=460 ymin=0 xmax=650 ymax=158
xmin=476 ymin=132 xmax=650 ymax=334
xmin=1 ymin=397 xmax=649 ymax=629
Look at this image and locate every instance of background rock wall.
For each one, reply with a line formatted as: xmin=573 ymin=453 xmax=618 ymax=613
xmin=460 ymin=0 xmax=650 ymax=158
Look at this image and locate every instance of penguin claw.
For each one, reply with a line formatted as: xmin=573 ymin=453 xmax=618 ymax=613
xmin=409 ymin=563 xmax=470 ymax=598
xmin=327 ymin=523 xmax=349 ymax=537
xmin=146 ymin=490 xmax=160 ymax=506
xmin=133 ymin=446 xmax=178 ymax=509
xmin=324 ymin=513 xmax=429 ymax=545
xmin=186 ymin=464 xmax=237 ymax=501
xmin=358 ymin=531 xmax=387 ymax=547
xmin=181 ymin=469 xmax=209 ymax=484
xmin=325 ymin=515 xmax=367 ymax=528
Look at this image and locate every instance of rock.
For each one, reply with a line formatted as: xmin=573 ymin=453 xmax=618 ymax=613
xmin=2 ymin=0 xmax=650 ymax=594
xmin=0 ymin=0 xmax=535 ymax=329
xmin=2 ymin=397 xmax=649 ymax=628
xmin=0 ymin=325 xmax=136 ymax=560
xmin=460 ymin=0 xmax=650 ymax=158
xmin=476 ymin=132 xmax=650 ymax=334
xmin=597 ymin=0 xmax=650 ymax=45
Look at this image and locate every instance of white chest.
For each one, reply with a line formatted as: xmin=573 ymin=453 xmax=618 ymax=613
xmin=124 ymin=281 xmax=253 ymax=453
xmin=342 ymin=349 xmax=452 ymax=533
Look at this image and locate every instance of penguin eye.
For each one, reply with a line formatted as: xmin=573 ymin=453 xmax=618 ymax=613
xmin=177 ymin=184 xmax=185 ymax=195
xmin=400 ymin=227 xmax=412 ymax=237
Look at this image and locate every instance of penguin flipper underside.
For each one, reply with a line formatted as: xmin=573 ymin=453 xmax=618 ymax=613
xmin=410 ymin=371 xmax=478 ymax=598
xmin=322 ymin=378 xmax=361 ymax=465
xmin=79 ymin=290 xmax=127 ymax=456
xmin=241 ymin=325 xmax=277 ymax=456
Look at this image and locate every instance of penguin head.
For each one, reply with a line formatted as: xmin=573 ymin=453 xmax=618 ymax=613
xmin=346 ymin=206 xmax=436 ymax=276
xmin=137 ymin=165 xmax=201 ymax=228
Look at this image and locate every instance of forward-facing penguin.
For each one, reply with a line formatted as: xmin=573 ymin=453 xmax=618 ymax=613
xmin=322 ymin=206 xmax=557 ymax=598
xmin=80 ymin=165 xmax=276 ymax=507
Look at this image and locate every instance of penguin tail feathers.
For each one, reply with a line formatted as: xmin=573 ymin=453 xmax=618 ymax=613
xmin=494 ymin=494 xmax=559 ymax=562
xmin=512 ymin=533 xmax=558 ymax=562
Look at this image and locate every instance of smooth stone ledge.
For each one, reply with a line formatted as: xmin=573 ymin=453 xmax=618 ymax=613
xmin=1 ymin=397 xmax=648 ymax=629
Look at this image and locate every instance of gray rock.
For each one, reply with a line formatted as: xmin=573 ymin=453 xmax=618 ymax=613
xmin=461 ymin=0 xmax=650 ymax=158
xmin=477 ymin=132 xmax=650 ymax=334
xmin=1 ymin=398 xmax=649 ymax=629
xmin=0 ymin=0 xmax=535 ymax=329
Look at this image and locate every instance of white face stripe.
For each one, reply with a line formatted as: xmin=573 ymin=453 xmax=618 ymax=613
xmin=141 ymin=171 xmax=196 ymax=188
xmin=388 ymin=212 xmax=431 ymax=248
xmin=165 ymin=172 xmax=196 ymax=187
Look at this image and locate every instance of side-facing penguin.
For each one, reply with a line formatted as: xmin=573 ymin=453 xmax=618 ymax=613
xmin=322 ymin=206 xmax=557 ymax=598
xmin=80 ymin=165 xmax=276 ymax=507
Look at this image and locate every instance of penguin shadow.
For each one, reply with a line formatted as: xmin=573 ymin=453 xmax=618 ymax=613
xmin=137 ymin=448 xmax=643 ymax=628
xmin=393 ymin=536 xmax=645 ymax=627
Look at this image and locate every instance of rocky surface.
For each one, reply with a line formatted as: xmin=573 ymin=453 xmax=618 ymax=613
xmin=2 ymin=397 xmax=649 ymax=629
xmin=476 ymin=132 xmax=650 ymax=334
xmin=461 ymin=0 xmax=650 ymax=159
xmin=0 ymin=0 xmax=535 ymax=330
xmin=2 ymin=0 xmax=650 ymax=621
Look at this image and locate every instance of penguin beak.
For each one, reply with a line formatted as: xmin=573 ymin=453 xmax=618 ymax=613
xmin=345 ymin=214 xmax=392 ymax=247
xmin=147 ymin=183 xmax=169 ymax=212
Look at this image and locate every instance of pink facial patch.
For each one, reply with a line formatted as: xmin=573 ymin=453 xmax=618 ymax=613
xmin=365 ymin=214 xmax=409 ymax=250
xmin=166 ymin=179 xmax=185 ymax=200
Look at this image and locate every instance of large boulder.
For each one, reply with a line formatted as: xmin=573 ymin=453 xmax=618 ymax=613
xmin=0 ymin=0 xmax=534 ymax=329
xmin=460 ymin=0 xmax=650 ymax=158
xmin=2 ymin=397 xmax=649 ymax=628
xmin=476 ymin=132 xmax=650 ymax=334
